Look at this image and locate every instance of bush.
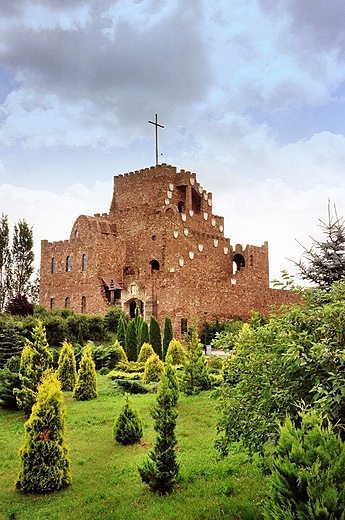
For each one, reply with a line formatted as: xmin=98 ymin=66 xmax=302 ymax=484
xmin=107 ymin=370 xmax=142 ymax=381
xmin=0 ymin=356 xmax=21 ymax=409
xmin=137 ymin=342 xmax=155 ymax=364
xmin=182 ymin=324 xmax=211 ymax=395
xmin=264 ymin=408 xmax=345 ymax=519
xmin=99 ymin=367 xmax=110 ymax=375
xmin=87 ymin=315 xmax=107 ymax=342
xmin=15 ymin=372 xmax=71 ymax=494
xmin=73 ymin=346 xmax=98 ymax=401
xmin=166 ymin=338 xmax=187 ymax=366
xmin=0 ymin=321 xmax=22 ymax=368
xmin=104 ymin=307 xmax=126 ymax=333
xmin=142 ymin=353 xmax=165 ymax=384
xmin=41 ymin=314 xmax=66 ymax=347
xmin=6 ymin=294 xmax=34 ymax=316
xmin=113 ymin=393 xmax=143 ymax=445
xmin=114 ymin=379 xmax=152 ymax=394
xmin=56 ymin=341 xmax=77 ymax=392
xmin=117 ymin=361 xmax=145 ymax=373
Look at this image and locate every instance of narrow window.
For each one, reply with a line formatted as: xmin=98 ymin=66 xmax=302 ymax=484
xmin=66 ymin=255 xmax=71 ymax=272
xmin=81 ymin=296 xmax=86 ymax=314
xmin=50 ymin=297 xmax=55 ymax=309
xmin=65 ymin=297 xmax=70 ymax=309
xmin=150 ymin=259 xmax=160 ymax=271
xmin=181 ymin=318 xmax=188 ymax=334
xmin=51 ymin=257 xmax=56 ymax=274
xmin=82 ymin=253 xmax=87 ymax=271
xmin=178 ymin=201 xmax=185 ymax=213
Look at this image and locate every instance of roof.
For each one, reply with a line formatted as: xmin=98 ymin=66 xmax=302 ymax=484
xmin=101 ymin=277 xmax=122 ymax=290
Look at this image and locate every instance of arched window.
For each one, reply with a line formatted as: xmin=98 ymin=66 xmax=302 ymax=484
xmin=82 ymin=254 xmax=87 ymax=271
xmin=233 ymin=253 xmax=245 ymax=272
xmin=51 ymin=257 xmax=56 ymax=274
xmin=81 ymin=296 xmax=86 ymax=314
xmin=50 ymin=297 xmax=55 ymax=309
xmin=150 ymin=259 xmax=160 ymax=271
xmin=65 ymin=297 xmax=70 ymax=309
xmin=66 ymin=255 xmax=71 ymax=272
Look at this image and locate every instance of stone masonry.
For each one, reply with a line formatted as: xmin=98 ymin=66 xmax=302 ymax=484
xmin=40 ymin=164 xmax=299 ymax=337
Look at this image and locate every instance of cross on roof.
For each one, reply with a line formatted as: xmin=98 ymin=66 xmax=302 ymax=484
xmin=148 ymin=114 xmax=164 ymax=166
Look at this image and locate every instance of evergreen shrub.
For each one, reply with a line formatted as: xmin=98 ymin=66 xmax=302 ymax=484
xmin=137 ymin=342 xmax=155 ymax=364
xmin=15 ymin=372 xmax=71 ymax=493
xmin=149 ymin=316 xmax=162 ymax=359
xmin=166 ymin=338 xmax=187 ymax=366
xmin=73 ymin=346 xmax=98 ymax=401
xmin=142 ymin=353 xmax=165 ymax=384
xmin=113 ymin=393 xmax=143 ymax=445
xmin=56 ymin=341 xmax=77 ymax=391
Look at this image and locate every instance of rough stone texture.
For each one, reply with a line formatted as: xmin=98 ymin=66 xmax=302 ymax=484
xmin=40 ymin=164 xmax=300 ymax=337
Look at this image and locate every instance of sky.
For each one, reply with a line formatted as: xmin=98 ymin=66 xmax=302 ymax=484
xmin=1 ymin=0 xmax=345 ymax=284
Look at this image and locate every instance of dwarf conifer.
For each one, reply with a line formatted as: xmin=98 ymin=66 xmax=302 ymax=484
xmin=166 ymin=338 xmax=187 ymax=366
xmin=113 ymin=393 xmax=143 ymax=445
xmin=138 ymin=373 xmax=179 ymax=494
xmin=137 ymin=342 xmax=155 ymax=364
xmin=16 ymin=372 xmax=71 ymax=493
xmin=142 ymin=353 xmax=164 ymax=384
xmin=56 ymin=340 xmax=77 ymax=391
xmin=73 ymin=346 xmax=98 ymax=401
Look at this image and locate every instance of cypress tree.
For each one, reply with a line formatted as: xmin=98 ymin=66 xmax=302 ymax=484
xmin=140 ymin=320 xmax=150 ymax=345
xmin=126 ymin=320 xmax=138 ymax=362
xmin=16 ymin=372 xmax=71 ymax=493
xmin=162 ymin=316 xmax=173 ymax=361
xmin=149 ymin=315 xmax=162 ymax=359
xmin=138 ymin=372 xmax=179 ymax=494
xmin=14 ymin=320 xmax=52 ymax=415
xmin=113 ymin=393 xmax=143 ymax=445
xmin=73 ymin=346 xmax=98 ymax=401
xmin=117 ymin=315 xmax=127 ymax=354
xmin=165 ymin=355 xmax=179 ymax=406
xmin=182 ymin=323 xmax=210 ymax=395
xmin=56 ymin=340 xmax=77 ymax=391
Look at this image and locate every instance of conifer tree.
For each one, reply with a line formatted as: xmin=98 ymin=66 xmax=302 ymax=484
xmin=56 ymin=340 xmax=77 ymax=391
xmin=165 ymin=355 xmax=179 ymax=406
xmin=117 ymin=315 xmax=127 ymax=353
xmin=14 ymin=320 xmax=52 ymax=415
xmin=113 ymin=393 xmax=143 ymax=445
xmin=73 ymin=346 xmax=98 ymax=401
xmin=16 ymin=372 xmax=71 ymax=493
xmin=182 ymin=323 xmax=211 ymax=395
xmin=138 ymin=372 xmax=179 ymax=494
xmin=166 ymin=338 xmax=187 ymax=366
xmin=142 ymin=353 xmax=165 ymax=384
xmin=0 ymin=321 xmax=22 ymax=368
xmin=137 ymin=342 xmax=155 ymax=364
xmin=149 ymin=315 xmax=162 ymax=359
xmin=264 ymin=408 xmax=345 ymax=519
xmin=126 ymin=320 xmax=138 ymax=362
xmin=162 ymin=316 xmax=173 ymax=361
xmin=140 ymin=319 xmax=150 ymax=346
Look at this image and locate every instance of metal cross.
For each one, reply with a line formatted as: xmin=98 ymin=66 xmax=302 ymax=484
xmin=148 ymin=114 xmax=164 ymax=166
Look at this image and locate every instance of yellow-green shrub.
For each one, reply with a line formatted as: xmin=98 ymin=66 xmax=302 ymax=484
xmin=142 ymin=353 xmax=164 ymax=384
xmin=166 ymin=338 xmax=187 ymax=366
xmin=137 ymin=342 xmax=155 ymax=364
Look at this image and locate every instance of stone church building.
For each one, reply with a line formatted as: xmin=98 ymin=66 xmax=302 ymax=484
xmin=40 ymin=164 xmax=297 ymax=336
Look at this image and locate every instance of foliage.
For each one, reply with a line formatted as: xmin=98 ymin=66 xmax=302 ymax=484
xmin=264 ymin=408 xmax=345 ymax=519
xmin=137 ymin=342 xmax=155 ymax=364
xmin=56 ymin=341 xmax=77 ymax=392
xmin=113 ymin=393 xmax=143 ymax=445
xmin=86 ymin=315 xmax=106 ymax=342
xmin=126 ymin=319 xmax=138 ymax=362
xmin=15 ymin=372 xmax=71 ymax=494
xmin=114 ymin=379 xmax=152 ymax=394
xmin=216 ymin=280 xmax=345 ymax=455
xmin=142 ymin=353 xmax=165 ymax=384
xmin=201 ymin=318 xmax=225 ymax=347
xmin=9 ymin=219 xmax=35 ymax=299
xmin=249 ymin=310 xmax=267 ymax=329
xmin=14 ymin=320 xmax=52 ymax=415
xmin=182 ymin=323 xmax=211 ymax=395
xmin=149 ymin=315 xmax=162 ymax=359
xmin=0 ymin=320 xmax=22 ymax=368
xmin=210 ymin=319 xmax=243 ymax=351
xmin=104 ymin=307 xmax=127 ymax=333
xmin=0 ymin=355 xmax=20 ymax=409
xmin=166 ymin=338 xmax=187 ymax=366
xmin=0 ymin=213 xmax=10 ymax=312
xmin=73 ymin=346 xmax=98 ymax=401
xmin=138 ymin=373 xmax=179 ymax=494
xmin=41 ymin=313 xmax=67 ymax=347
xmin=294 ymin=202 xmax=345 ymax=291
xmin=139 ymin=319 xmax=150 ymax=348
xmin=107 ymin=370 xmax=142 ymax=381
xmin=165 ymin=355 xmax=179 ymax=406
xmin=162 ymin=316 xmax=173 ymax=361
xmin=6 ymin=293 xmax=34 ymax=316
xmin=117 ymin=315 xmax=127 ymax=353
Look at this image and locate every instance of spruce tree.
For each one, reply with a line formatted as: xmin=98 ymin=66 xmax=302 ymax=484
xmin=138 ymin=372 xmax=179 ymax=494
xmin=264 ymin=408 xmax=345 ymax=519
xmin=149 ymin=315 xmax=162 ymax=359
xmin=126 ymin=320 xmax=138 ymax=362
xmin=73 ymin=346 xmax=98 ymax=401
xmin=182 ymin=323 xmax=211 ymax=395
xmin=165 ymin=355 xmax=179 ymax=406
xmin=56 ymin=340 xmax=77 ymax=391
xmin=162 ymin=316 xmax=173 ymax=361
xmin=16 ymin=372 xmax=71 ymax=493
xmin=0 ymin=321 xmax=22 ymax=368
xmin=117 ymin=315 xmax=127 ymax=354
xmin=14 ymin=320 xmax=52 ymax=415
xmin=113 ymin=393 xmax=143 ymax=445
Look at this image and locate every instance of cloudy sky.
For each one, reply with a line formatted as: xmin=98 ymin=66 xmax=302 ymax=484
xmin=1 ymin=0 xmax=345 ymax=283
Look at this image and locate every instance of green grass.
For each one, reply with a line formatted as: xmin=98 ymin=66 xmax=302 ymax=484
xmin=0 ymin=376 xmax=267 ymax=520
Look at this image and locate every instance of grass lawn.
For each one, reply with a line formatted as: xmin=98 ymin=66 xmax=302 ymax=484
xmin=0 ymin=375 xmax=267 ymax=520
